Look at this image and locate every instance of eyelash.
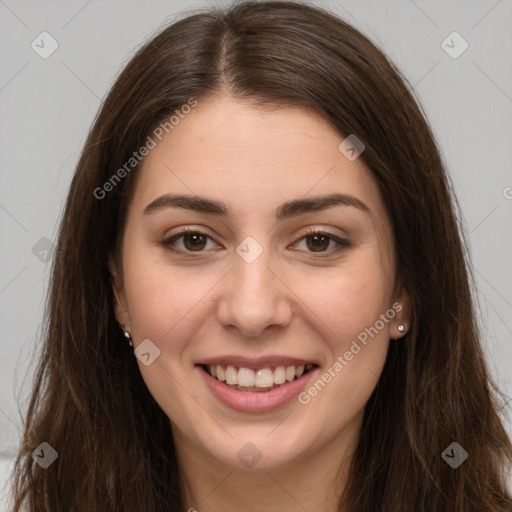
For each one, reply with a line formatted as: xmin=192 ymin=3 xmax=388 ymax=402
xmin=161 ymin=226 xmax=352 ymax=257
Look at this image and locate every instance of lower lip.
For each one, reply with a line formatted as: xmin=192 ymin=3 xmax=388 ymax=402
xmin=197 ymin=365 xmax=318 ymax=412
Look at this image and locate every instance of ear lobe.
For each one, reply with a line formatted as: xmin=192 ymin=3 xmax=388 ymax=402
xmin=392 ymin=278 xmax=411 ymax=339
xmin=107 ymin=254 xmax=131 ymax=329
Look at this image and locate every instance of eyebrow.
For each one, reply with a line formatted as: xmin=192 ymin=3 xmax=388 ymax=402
xmin=143 ymin=193 xmax=370 ymax=220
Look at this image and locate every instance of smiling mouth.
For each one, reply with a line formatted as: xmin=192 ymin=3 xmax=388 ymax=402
xmin=200 ymin=363 xmax=318 ymax=392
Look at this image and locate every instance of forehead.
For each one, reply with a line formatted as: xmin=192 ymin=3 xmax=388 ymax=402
xmin=128 ymin=95 xmax=387 ymax=226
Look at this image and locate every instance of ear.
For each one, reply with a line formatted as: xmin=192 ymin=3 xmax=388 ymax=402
xmin=108 ymin=253 xmax=131 ymax=331
xmin=390 ymin=278 xmax=411 ymax=340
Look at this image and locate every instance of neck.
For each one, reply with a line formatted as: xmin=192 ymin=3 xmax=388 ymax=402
xmin=173 ymin=417 xmax=361 ymax=512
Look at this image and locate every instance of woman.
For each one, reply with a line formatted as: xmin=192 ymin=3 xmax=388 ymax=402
xmin=12 ymin=1 xmax=512 ymax=510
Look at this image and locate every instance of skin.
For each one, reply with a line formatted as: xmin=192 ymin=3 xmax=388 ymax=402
xmin=110 ymin=94 xmax=410 ymax=512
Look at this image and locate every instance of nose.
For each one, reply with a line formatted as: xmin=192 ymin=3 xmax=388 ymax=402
xmin=216 ymin=248 xmax=292 ymax=338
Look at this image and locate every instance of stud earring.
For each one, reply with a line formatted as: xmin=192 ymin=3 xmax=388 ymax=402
xmin=397 ymin=324 xmax=405 ymax=333
xmin=119 ymin=322 xmax=133 ymax=347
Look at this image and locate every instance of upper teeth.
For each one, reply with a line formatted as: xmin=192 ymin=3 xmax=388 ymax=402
xmin=208 ymin=364 xmax=314 ymax=387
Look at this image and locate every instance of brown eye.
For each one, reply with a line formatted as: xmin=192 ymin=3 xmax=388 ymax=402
xmin=162 ymin=229 xmax=219 ymax=253
xmin=293 ymin=229 xmax=353 ymax=256
xmin=305 ymin=233 xmax=331 ymax=252
xmin=182 ymin=232 xmax=207 ymax=251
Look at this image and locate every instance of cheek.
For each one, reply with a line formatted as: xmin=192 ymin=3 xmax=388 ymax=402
xmin=121 ymin=245 xmax=226 ymax=358
xmin=299 ymin=250 xmax=393 ymax=344
xmin=294 ymin=257 xmax=392 ymax=424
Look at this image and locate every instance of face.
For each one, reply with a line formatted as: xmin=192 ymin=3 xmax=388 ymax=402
xmin=110 ymin=94 xmax=409 ymax=472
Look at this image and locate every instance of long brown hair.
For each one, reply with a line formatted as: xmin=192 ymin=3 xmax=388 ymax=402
xmin=12 ymin=1 xmax=512 ymax=510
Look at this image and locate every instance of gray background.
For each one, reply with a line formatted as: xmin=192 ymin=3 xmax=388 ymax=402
xmin=1 ymin=0 xmax=511 ymax=504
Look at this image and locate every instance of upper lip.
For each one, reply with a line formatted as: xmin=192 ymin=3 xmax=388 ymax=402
xmin=197 ymin=355 xmax=318 ymax=370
